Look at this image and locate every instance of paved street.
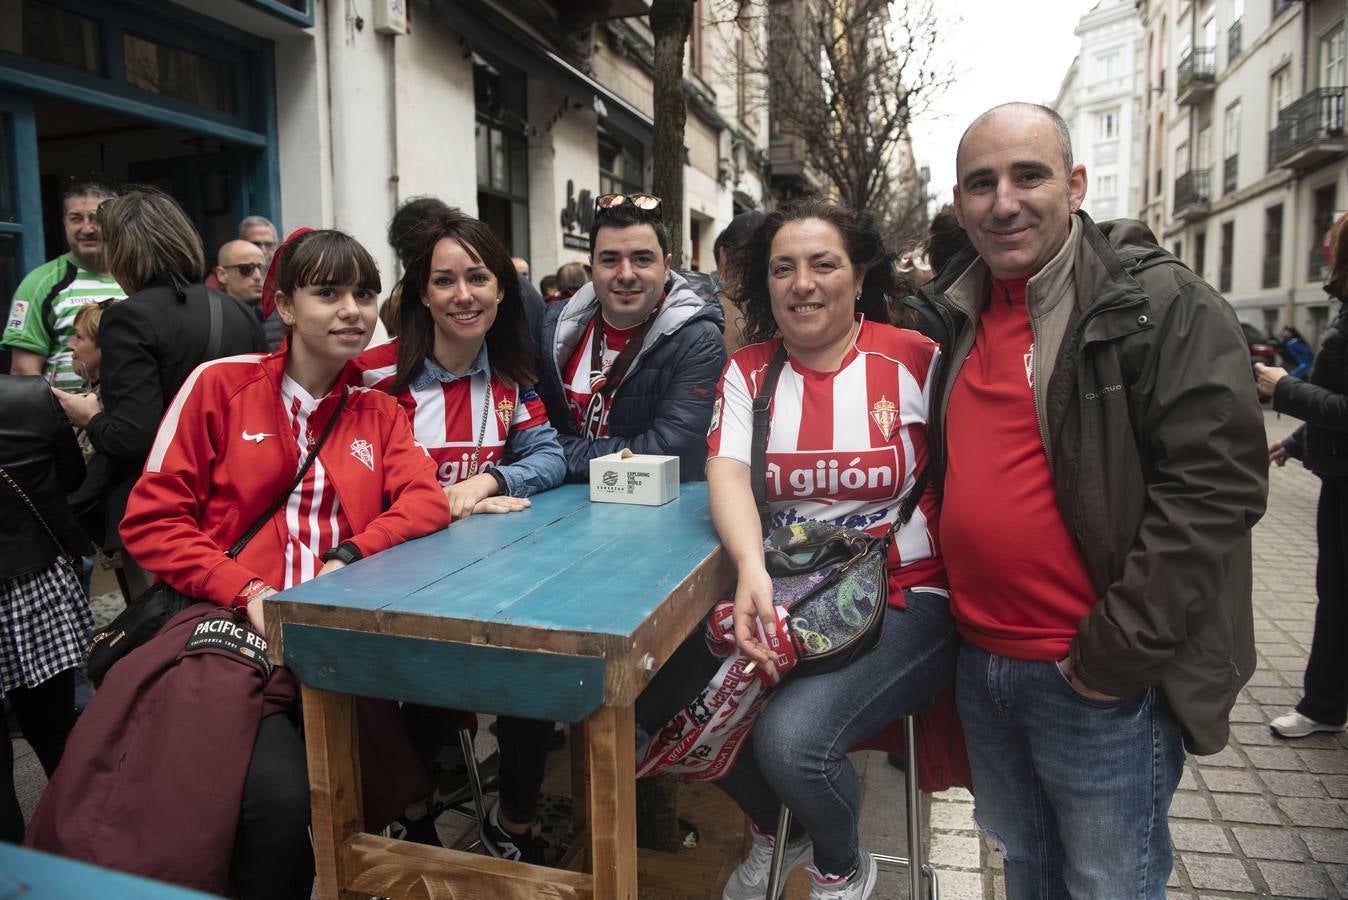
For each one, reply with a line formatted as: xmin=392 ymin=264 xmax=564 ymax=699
xmin=11 ymin=410 xmax=1348 ymax=898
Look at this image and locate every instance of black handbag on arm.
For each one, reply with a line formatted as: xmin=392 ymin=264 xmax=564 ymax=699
xmin=86 ymin=387 xmax=348 ymax=686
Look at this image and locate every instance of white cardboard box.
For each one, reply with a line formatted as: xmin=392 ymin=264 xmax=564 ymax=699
xmin=588 ymin=451 xmax=680 ymax=506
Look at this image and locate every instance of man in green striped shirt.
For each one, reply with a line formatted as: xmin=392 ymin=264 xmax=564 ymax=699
xmin=4 ymin=183 xmax=126 ymax=391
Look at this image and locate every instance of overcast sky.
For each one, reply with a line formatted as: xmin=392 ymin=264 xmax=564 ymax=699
xmin=909 ymin=0 xmax=1105 ymax=209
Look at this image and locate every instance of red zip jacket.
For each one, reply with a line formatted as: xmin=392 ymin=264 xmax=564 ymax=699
xmin=120 ymin=348 xmax=449 ymax=604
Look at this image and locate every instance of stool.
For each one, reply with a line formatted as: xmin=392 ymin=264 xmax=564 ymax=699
xmin=382 ymin=712 xmax=492 ymax=848
xmin=764 ymin=714 xmax=939 ymax=899
xmin=454 ymin=718 xmax=491 ymax=846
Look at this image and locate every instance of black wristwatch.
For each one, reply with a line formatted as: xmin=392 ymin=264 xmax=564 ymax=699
xmin=321 ymin=541 xmax=363 ymax=566
xmin=487 ymin=467 xmax=509 ymax=495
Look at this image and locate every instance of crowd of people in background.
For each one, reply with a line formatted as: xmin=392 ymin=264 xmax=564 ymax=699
xmin=0 ymin=100 xmax=1343 ymax=900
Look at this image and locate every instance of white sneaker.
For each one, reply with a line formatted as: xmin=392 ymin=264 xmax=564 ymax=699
xmin=722 ymin=822 xmax=812 ymax=900
xmin=1270 ymin=710 xmax=1346 ymax=739
xmin=808 ymin=850 xmax=877 ymax=900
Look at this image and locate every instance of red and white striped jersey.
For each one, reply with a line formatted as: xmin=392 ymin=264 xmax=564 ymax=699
xmin=279 ymin=375 xmax=352 ymax=589
xmin=560 ymin=316 xmax=638 ymax=438
xmin=708 ymin=318 xmax=946 ymax=593
xmin=353 ymin=340 xmax=549 ymax=487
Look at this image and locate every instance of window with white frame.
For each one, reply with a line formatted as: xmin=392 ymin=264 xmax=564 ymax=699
xmin=1321 ymin=23 xmax=1345 ymax=89
xmin=1097 ymin=173 xmax=1119 ymax=197
xmin=1269 ymin=65 xmax=1292 ymax=126
xmin=1223 ymin=101 xmax=1241 ymax=158
xmin=1097 ymin=108 xmax=1120 ymax=140
xmin=1096 ymin=51 xmax=1121 ymax=82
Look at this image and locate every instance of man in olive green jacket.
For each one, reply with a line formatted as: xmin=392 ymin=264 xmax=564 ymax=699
xmin=927 ymin=102 xmax=1268 ymax=899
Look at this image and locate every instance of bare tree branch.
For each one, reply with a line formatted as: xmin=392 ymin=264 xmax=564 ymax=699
xmin=716 ymin=0 xmax=954 ymax=246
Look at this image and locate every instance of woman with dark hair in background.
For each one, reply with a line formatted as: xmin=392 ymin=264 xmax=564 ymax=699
xmin=714 ymin=210 xmax=766 ymax=352
xmin=51 ymin=185 xmax=264 ymax=599
xmin=707 ymin=199 xmax=955 ymax=900
xmin=0 ymin=375 xmax=91 ymax=843
xmin=1258 ymin=212 xmax=1348 ymax=740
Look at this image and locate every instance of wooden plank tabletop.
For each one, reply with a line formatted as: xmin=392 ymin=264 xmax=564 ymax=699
xmin=269 ymin=483 xmax=732 ymax=709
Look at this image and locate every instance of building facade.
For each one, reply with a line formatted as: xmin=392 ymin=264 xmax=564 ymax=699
xmin=0 ymin=0 xmax=770 ymax=327
xmin=1136 ymin=0 xmax=1346 ymax=343
xmin=1055 ymin=0 xmax=1147 ymax=222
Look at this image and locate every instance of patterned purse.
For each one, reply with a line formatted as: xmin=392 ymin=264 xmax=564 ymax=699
xmin=751 ymin=345 xmax=927 ymax=679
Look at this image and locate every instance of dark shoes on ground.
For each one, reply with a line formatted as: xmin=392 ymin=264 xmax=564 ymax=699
xmin=480 ymin=800 xmax=548 ymax=865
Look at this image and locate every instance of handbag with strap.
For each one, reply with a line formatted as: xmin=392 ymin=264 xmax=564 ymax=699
xmin=87 ymin=386 xmax=348 ymax=686
xmin=0 ymin=464 xmax=80 ymax=567
xmin=750 ymin=344 xmax=929 ymax=679
xmin=633 ymin=344 xmax=933 ymax=782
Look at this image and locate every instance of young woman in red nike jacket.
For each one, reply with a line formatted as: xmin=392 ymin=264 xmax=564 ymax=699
xmin=118 ymin=229 xmax=448 ymax=899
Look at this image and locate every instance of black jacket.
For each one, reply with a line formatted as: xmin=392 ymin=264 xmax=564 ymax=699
xmin=1276 ymin=303 xmax=1347 ymax=477
xmin=0 ymin=375 xmax=91 ymax=580
xmin=537 ymin=271 xmax=727 ymax=482
xmin=86 ymin=281 xmax=265 ymax=549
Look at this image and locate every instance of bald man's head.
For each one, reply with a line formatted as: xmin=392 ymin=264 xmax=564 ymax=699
xmin=956 ymin=102 xmax=1073 ymax=180
xmin=216 ymin=239 xmax=266 ymax=305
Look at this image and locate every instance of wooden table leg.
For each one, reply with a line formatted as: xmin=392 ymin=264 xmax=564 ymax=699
xmin=586 ymin=704 xmax=637 ymax=899
xmin=301 ymin=685 xmax=365 ymax=900
xmin=570 ymin=719 xmax=589 ymax=832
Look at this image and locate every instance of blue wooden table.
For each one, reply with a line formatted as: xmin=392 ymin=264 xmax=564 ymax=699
xmin=267 ymin=483 xmax=730 ymax=900
xmin=0 ymin=845 xmax=215 ymax=898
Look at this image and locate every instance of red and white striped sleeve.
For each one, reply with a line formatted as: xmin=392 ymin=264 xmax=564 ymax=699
xmin=511 ymin=384 xmax=550 ymax=432
xmin=706 ymin=355 xmax=756 ymax=465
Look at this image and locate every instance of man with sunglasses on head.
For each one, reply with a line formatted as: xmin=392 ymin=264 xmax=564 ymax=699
xmin=5 ymin=183 xmax=126 ymax=389
xmin=214 ymin=240 xmax=283 ymax=351
xmin=537 ymin=193 xmax=727 ymax=482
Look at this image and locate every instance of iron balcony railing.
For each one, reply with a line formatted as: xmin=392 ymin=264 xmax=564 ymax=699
xmin=1228 ymin=19 xmax=1242 ymax=58
xmin=1223 ymin=155 xmax=1238 ymax=193
xmin=1309 ymin=244 xmax=1330 ymax=282
xmin=1177 ymin=47 xmax=1216 ymax=98
xmin=1269 ymin=87 xmax=1347 ymax=166
xmin=1263 ymin=255 xmax=1282 ymax=289
xmin=1174 ymin=169 xmax=1212 ymax=213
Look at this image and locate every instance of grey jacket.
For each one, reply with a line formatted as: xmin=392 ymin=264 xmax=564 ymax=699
xmin=928 ymin=212 xmax=1269 ymax=755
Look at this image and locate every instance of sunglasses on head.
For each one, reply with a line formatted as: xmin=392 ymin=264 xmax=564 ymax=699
xmin=224 ymin=262 xmax=264 ymax=277
xmin=594 ymin=194 xmax=663 ymax=219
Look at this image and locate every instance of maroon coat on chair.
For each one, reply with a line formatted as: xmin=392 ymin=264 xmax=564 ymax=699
xmin=25 ymin=604 xmax=294 ymax=895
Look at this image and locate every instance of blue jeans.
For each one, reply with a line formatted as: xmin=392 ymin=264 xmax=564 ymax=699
xmin=714 ymin=589 xmax=957 ymax=875
xmin=956 ymin=642 xmax=1185 ymax=899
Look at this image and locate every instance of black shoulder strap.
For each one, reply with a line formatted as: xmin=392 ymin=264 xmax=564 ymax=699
xmin=750 ymin=344 xmax=790 ymax=535
xmin=0 ymin=463 xmax=75 ymax=564
xmin=749 ymin=341 xmax=930 ymax=539
xmin=226 ymin=387 xmax=348 ymax=558
xmin=204 ymin=287 xmax=223 ymax=361
xmin=887 ymin=468 xmax=929 ymax=538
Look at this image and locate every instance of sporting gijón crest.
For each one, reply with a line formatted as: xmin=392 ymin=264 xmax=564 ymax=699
xmin=869 ymin=395 xmax=897 ymax=441
xmin=349 ymin=438 xmax=375 ymax=472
